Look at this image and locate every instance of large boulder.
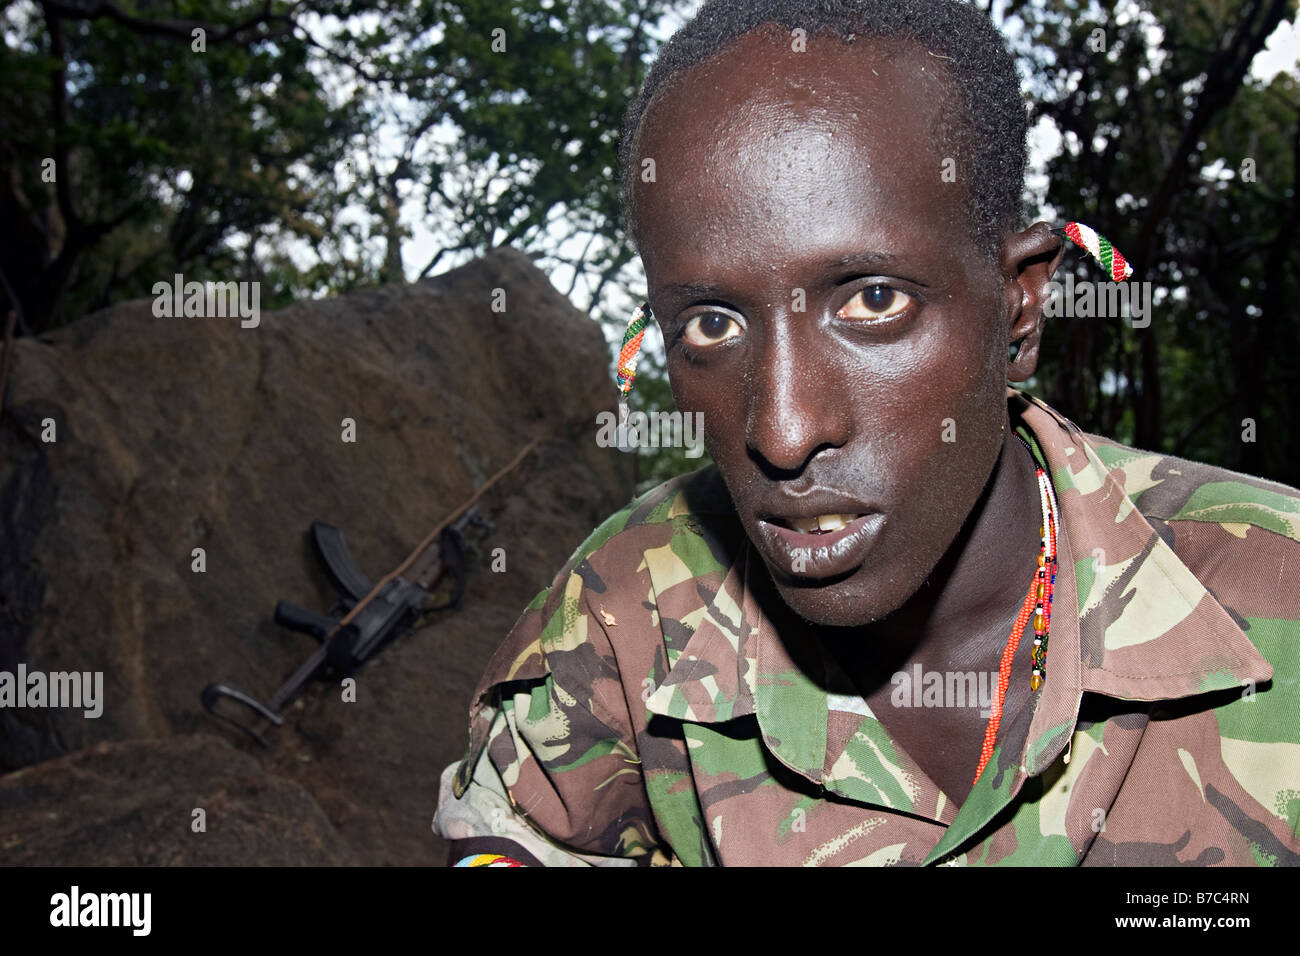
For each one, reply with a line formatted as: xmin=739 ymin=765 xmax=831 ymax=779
xmin=0 ymin=248 xmax=635 ymax=864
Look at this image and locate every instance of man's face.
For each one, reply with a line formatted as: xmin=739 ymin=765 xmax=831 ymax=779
xmin=633 ymin=27 xmax=1015 ymax=628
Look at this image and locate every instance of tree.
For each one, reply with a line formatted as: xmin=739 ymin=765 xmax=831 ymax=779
xmin=0 ymin=0 xmax=673 ymax=334
xmin=1006 ymin=0 xmax=1299 ymax=485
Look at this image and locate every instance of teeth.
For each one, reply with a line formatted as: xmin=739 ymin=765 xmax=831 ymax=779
xmin=815 ymin=514 xmax=853 ymax=533
xmin=790 ymin=513 xmax=859 ymax=534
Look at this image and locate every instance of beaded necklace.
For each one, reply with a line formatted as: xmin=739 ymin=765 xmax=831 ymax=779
xmin=971 ymin=436 xmax=1059 ymax=786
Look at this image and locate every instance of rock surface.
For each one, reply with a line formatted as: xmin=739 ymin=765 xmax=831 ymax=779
xmin=0 ymin=248 xmax=635 ymax=864
xmin=0 ymin=736 xmax=356 ymax=865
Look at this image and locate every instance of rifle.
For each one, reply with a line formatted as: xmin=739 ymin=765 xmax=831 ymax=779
xmin=201 ymin=437 xmax=540 ymax=746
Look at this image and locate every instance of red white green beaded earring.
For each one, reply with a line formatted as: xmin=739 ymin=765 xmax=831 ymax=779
xmin=1053 ymin=221 xmax=1134 ymax=281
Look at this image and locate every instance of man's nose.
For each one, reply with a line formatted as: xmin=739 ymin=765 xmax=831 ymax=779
xmin=744 ymin=312 xmax=851 ymax=475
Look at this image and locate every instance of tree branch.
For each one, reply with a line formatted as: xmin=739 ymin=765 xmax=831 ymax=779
xmin=44 ymin=7 xmax=79 ymax=233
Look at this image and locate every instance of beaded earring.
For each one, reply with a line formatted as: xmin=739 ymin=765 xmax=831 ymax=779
xmin=1053 ymin=221 xmax=1134 ymax=281
xmin=616 ymin=303 xmax=650 ymax=433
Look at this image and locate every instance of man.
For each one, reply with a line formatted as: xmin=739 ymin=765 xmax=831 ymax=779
xmin=433 ymin=0 xmax=1300 ymax=865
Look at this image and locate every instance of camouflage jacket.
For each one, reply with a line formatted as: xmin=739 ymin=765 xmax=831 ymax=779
xmin=434 ymin=389 xmax=1300 ymax=866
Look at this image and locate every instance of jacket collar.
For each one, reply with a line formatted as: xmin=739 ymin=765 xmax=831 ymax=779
xmin=1013 ymin=391 xmax=1271 ymax=697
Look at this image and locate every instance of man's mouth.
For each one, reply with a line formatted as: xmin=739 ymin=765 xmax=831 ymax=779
xmin=755 ymin=512 xmax=885 ymax=581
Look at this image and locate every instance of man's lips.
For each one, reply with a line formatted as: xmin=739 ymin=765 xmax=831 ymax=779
xmin=754 ymin=492 xmax=886 ymax=581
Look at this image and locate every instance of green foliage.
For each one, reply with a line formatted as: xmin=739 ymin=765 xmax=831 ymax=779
xmin=0 ymin=0 xmax=669 ymax=331
xmin=0 ymin=1 xmax=360 ymax=327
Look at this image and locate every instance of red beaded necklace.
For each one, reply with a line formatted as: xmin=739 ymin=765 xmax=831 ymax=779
xmin=972 ymin=442 xmax=1059 ymax=786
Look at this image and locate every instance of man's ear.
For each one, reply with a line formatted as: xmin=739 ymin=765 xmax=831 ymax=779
xmin=1001 ymin=221 xmax=1065 ymax=382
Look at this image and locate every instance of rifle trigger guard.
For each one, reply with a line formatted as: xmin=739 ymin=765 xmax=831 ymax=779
xmin=201 ymin=682 xmax=284 ymax=748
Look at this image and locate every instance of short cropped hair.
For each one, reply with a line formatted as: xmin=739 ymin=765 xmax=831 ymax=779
xmin=619 ymin=0 xmax=1028 ymax=257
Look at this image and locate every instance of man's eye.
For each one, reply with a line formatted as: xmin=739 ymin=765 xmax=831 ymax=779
xmin=682 ymin=311 xmax=741 ymax=347
xmin=837 ymin=285 xmax=913 ymax=322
